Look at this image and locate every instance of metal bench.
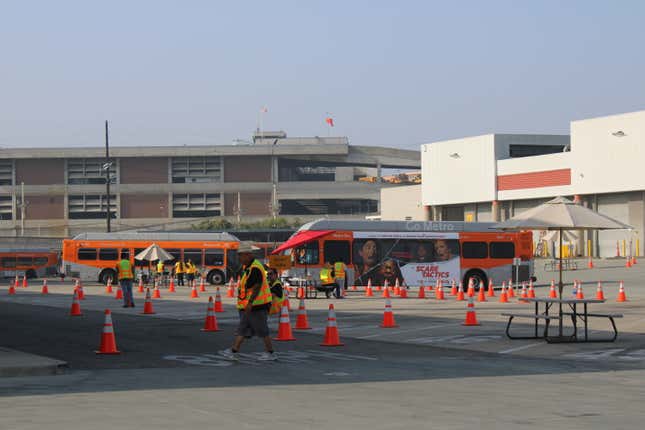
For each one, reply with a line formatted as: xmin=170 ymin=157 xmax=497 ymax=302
xmin=544 ymin=259 xmax=577 ymax=272
xmin=501 ymin=312 xmax=561 ymax=339
xmin=558 ymin=312 xmax=623 ymax=342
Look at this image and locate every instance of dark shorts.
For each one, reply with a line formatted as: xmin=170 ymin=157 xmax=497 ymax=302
xmin=236 ymin=308 xmax=270 ymax=338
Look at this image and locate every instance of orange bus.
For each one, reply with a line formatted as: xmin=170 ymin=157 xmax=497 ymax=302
xmin=0 ymin=248 xmax=60 ymax=279
xmin=273 ymin=220 xmax=534 ymax=287
xmin=61 ymin=232 xmax=240 ymax=285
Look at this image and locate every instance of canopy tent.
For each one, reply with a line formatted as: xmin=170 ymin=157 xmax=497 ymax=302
xmin=271 ymin=230 xmax=335 ymax=255
xmin=134 ymin=243 xmax=174 ymax=262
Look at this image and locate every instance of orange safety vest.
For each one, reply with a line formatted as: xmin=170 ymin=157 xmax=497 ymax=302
xmin=237 ymin=260 xmax=272 ymax=310
xmin=334 ymin=262 xmax=346 ymax=279
xmin=117 ymin=259 xmax=134 ymax=280
xmin=320 ymin=268 xmax=333 ymax=284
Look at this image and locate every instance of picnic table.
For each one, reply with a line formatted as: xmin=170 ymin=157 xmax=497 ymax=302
xmin=543 ymin=259 xmax=577 ymax=271
xmin=502 ymin=297 xmax=622 ymax=343
xmin=284 ymin=277 xmax=318 ymax=299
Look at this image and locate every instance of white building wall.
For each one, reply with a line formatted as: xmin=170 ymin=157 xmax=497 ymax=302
xmin=572 ymin=110 xmax=645 ymax=195
xmin=422 ymin=135 xmax=497 ymax=206
xmin=497 ymin=152 xmax=573 ymax=201
xmin=380 ymin=185 xmax=425 ymax=220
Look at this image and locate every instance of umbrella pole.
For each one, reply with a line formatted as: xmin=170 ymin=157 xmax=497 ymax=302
xmin=558 ymin=227 xmax=563 ymax=337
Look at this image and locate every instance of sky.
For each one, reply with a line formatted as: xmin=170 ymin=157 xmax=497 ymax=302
xmin=1 ymin=0 xmax=644 ymax=150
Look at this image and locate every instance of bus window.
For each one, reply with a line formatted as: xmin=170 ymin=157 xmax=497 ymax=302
xmin=323 ymin=241 xmax=350 ymax=264
xmin=165 ymin=248 xmax=181 ymax=262
xmin=227 ymin=249 xmax=240 ymax=274
xmin=462 ymin=242 xmax=487 ymax=259
xmin=184 ymin=249 xmax=203 ymax=266
xmin=205 ymin=249 xmax=224 ymax=266
xmin=294 ymin=242 xmax=319 ymax=265
xmin=490 ymin=242 xmax=515 ymax=259
xmin=99 ymin=248 xmax=119 ymax=261
xmin=34 ymin=257 xmax=49 ymax=266
xmin=2 ymin=257 xmax=16 ymax=268
xmin=78 ymin=248 xmax=97 ymax=261
xmin=17 ymin=257 xmax=33 ymax=266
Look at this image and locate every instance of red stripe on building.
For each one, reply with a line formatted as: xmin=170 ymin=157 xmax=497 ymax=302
xmin=497 ymin=169 xmax=571 ymax=191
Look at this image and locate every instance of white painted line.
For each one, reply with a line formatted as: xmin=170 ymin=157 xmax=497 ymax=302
xmin=498 ymin=343 xmax=542 ymax=354
xmin=356 ymin=323 xmax=461 ymax=339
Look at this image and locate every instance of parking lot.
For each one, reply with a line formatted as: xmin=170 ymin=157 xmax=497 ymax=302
xmin=1 ymin=258 xmax=645 ymax=429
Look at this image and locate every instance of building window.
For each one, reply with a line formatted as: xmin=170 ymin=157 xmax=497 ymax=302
xmin=509 ymin=145 xmax=566 ymax=158
xmin=0 ymin=160 xmax=12 ymax=186
xmin=67 ymin=158 xmax=116 ymax=185
xmin=278 ymin=159 xmax=336 ymax=182
xmin=0 ymin=195 xmax=12 ymax=220
xmin=68 ymin=194 xmax=117 ymax=219
xmin=172 ymin=193 xmax=222 ymax=218
xmin=279 ymin=199 xmax=378 ymax=215
xmin=171 ymin=157 xmax=222 ymax=183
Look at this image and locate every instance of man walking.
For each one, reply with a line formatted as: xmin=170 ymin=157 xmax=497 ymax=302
xmin=174 ymin=259 xmax=185 ymax=286
xmin=116 ymin=252 xmax=135 ymax=307
xmin=220 ymin=242 xmax=277 ymax=361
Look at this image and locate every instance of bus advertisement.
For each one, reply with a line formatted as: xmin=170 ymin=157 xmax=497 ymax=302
xmin=274 ymin=219 xmax=534 ymax=288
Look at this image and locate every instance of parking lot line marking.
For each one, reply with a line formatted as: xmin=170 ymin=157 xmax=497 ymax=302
xmin=356 ymin=323 xmax=461 ymax=339
xmin=498 ymin=343 xmax=542 ymax=354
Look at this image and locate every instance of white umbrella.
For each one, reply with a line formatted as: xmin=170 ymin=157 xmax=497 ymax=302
xmin=541 ymin=230 xmax=578 ymax=243
xmin=135 ymin=243 xmax=174 ymax=262
xmin=494 ymin=196 xmax=631 ymax=338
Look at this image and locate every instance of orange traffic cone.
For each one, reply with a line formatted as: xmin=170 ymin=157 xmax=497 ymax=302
xmin=435 ymin=280 xmax=445 ymax=300
xmin=168 ymin=278 xmax=176 ymax=293
xmin=382 ymin=279 xmax=389 ymax=293
xmin=399 ymin=287 xmax=408 ymax=298
xmin=8 ymin=282 xmax=16 ymax=295
xmin=394 ymin=279 xmax=401 ymax=296
xmin=297 ymin=286 xmax=305 ymax=299
xmin=320 ymin=304 xmax=344 ymax=346
xmin=152 ymin=283 xmax=162 ymax=299
xmin=366 ymin=278 xmax=372 ymax=291
xmin=477 ymin=281 xmax=487 ymax=302
xmin=549 ymin=280 xmax=558 ymax=298
xmin=22 ymin=275 xmax=28 ymax=288
xmin=274 ymin=305 xmax=296 ymax=341
xmin=138 ymin=278 xmax=144 ymax=293
xmin=294 ymin=298 xmax=312 ymax=330
xmin=214 ymin=287 xmax=224 ymax=312
xmin=382 ymin=285 xmax=391 ymax=298
xmin=417 ymin=285 xmax=426 ymax=299
xmin=201 ymin=297 xmax=220 ymax=332
xmin=456 ymin=281 xmax=465 ymax=301
xmin=527 ymin=281 xmax=536 ymax=299
xmin=519 ymin=283 xmax=528 ymax=303
xmin=283 ymin=288 xmax=291 ymax=311
xmin=96 ymin=309 xmax=120 ymax=354
xmin=462 ymin=296 xmax=480 ymax=326
xmin=226 ymin=279 xmax=235 ymax=298
xmin=576 ymin=282 xmax=585 ymax=299
xmin=498 ymin=283 xmax=508 ymax=303
xmin=626 ymin=257 xmax=632 ymax=268
xmin=487 ymin=279 xmax=496 ymax=297
xmin=450 ymin=280 xmax=457 ymax=296
xmin=70 ymin=289 xmax=83 ymax=316
xmin=631 ymin=256 xmax=637 ymax=265
xmin=617 ymin=281 xmax=627 ymax=302
xmin=199 ymin=277 xmax=206 ymax=292
xmin=141 ymin=288 xmax=156 ymax=315
xmin=190 ymin=283 xmax=199 ymax=298
xmin=466 ymin=279 xmax=475 ymax=297
xmin=380 ymin=298 xmax=398 ymax=328
xmin=507 ymin=281 xmax=516 ymax=298
xmin=365 ymin=284 xmax=374 ymax=297
xmin=115 ymin=287 xmax=123 ymax=300
xmin=14 ymin=275 xmax=19 ymax=289
xmin=587 ymin=256 xmax=594 ymax=269
xmin=105 ymin=278 xmax=113 ymax=294
xmin=595 ymin=282 xmax=605 ymax=300
xmin=351 ymin=283 xmax=357 ymax=291
xmin=41 ymin=279 xmax=49 ymax=295
xmin=75 ymin=280 xmax=84 ymax=300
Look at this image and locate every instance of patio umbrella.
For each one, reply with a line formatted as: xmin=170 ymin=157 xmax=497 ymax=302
xmin=494 ymin=196 xmax=631 ymax=337
xmin=135 ymin=243 xmax=174 ymax=262
xmin=541 ymin=229 xmax=578 ymax=244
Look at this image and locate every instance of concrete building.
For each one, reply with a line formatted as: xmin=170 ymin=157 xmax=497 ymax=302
xmin=0 ymin=131 xmax=419 ymax=236
xmin=413 ymin=110 xmax=645 ymax=257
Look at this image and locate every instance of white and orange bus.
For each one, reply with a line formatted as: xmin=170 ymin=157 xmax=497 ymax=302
xmin=273 ymin=220 xmax=534 ymax=287
xmin=0 ymin=248 xmax=60 ymax=279
xmin=62 ymin=232 xmax=240 ymax=285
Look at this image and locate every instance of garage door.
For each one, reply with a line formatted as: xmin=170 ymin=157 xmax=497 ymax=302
xmin=597 ymin=194 xmax=632 ymax=258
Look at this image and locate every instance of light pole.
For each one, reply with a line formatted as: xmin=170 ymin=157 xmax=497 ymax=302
xmin=104 ymin=120 xmax=112 ymax=233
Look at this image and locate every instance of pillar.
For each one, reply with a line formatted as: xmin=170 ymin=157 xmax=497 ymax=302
xmin=423 ymin=205 xmax=432 ymax=221
xmin=491 ymin=200 xmax=500 ymax=222
xmin=573 ymin=195 xmax=584 ymax=257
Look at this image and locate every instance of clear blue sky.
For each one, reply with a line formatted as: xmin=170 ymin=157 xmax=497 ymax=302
xmin=1 ymin=0 xmax=644 ymax=149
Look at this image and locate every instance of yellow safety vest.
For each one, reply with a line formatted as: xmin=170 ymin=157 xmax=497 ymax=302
xmin=185 ymin=263 xmax=196 ymax=274
xmin=237 ymin=260 xmax=272 ymax=310
xmin=320 ymin=268 xmax=333 ymax=284
xmin=334 ymin=262 xmax=346 ymax=279
xmin=117 ymin=259 xmax=133 ymax=280
xmin=157 ymin=262 xmax=164 ymax=273
xmin=269 ymin=279 xmax=285 ymax=315
xmin=174 ymin=261 xmax=184 ymax=274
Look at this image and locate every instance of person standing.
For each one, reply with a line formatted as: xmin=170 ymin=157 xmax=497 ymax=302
xmin=334 ymin=260 xmax=347 ymax=299
xmin=267 ymin=267 xmax=285 ymax=315
xmin=220 ymin=242 xmax=277 ymax=361
xmin=174 ymin=259 xmax=185 ymax=286
xmin=185 ymin=259 xmax=196 ymax=286
xmin=115 ymin=252 xmax=135 ymax=308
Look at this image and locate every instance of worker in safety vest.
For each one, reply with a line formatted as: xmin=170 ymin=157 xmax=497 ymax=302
xmin=334 ymin=260 xmax=347 ymax=298
xmin=266 ymin=267 xmax=285 ymax=315
xmin=185 ymin=259 xmax=196 ymax=285
xmin=319 ymin=262 xmax=338 ymax=299
xmin=220 ymin=242 xmax=277 ymax=361
xmin=174 ymin=260 xmax=185 ymax=286
xmin=115 ymin=252 xmax=135 ymax=307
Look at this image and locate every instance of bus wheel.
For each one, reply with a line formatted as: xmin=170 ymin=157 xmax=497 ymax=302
xmin=99 ymin=269 xmax=117 ymax=285
xmin=464 ymin=270 xmax=487 ymax=290
xmin=25 ymin=269 xmax=37 ymax=279
xmin=207 ymin=270 xmax=225 ymax=285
